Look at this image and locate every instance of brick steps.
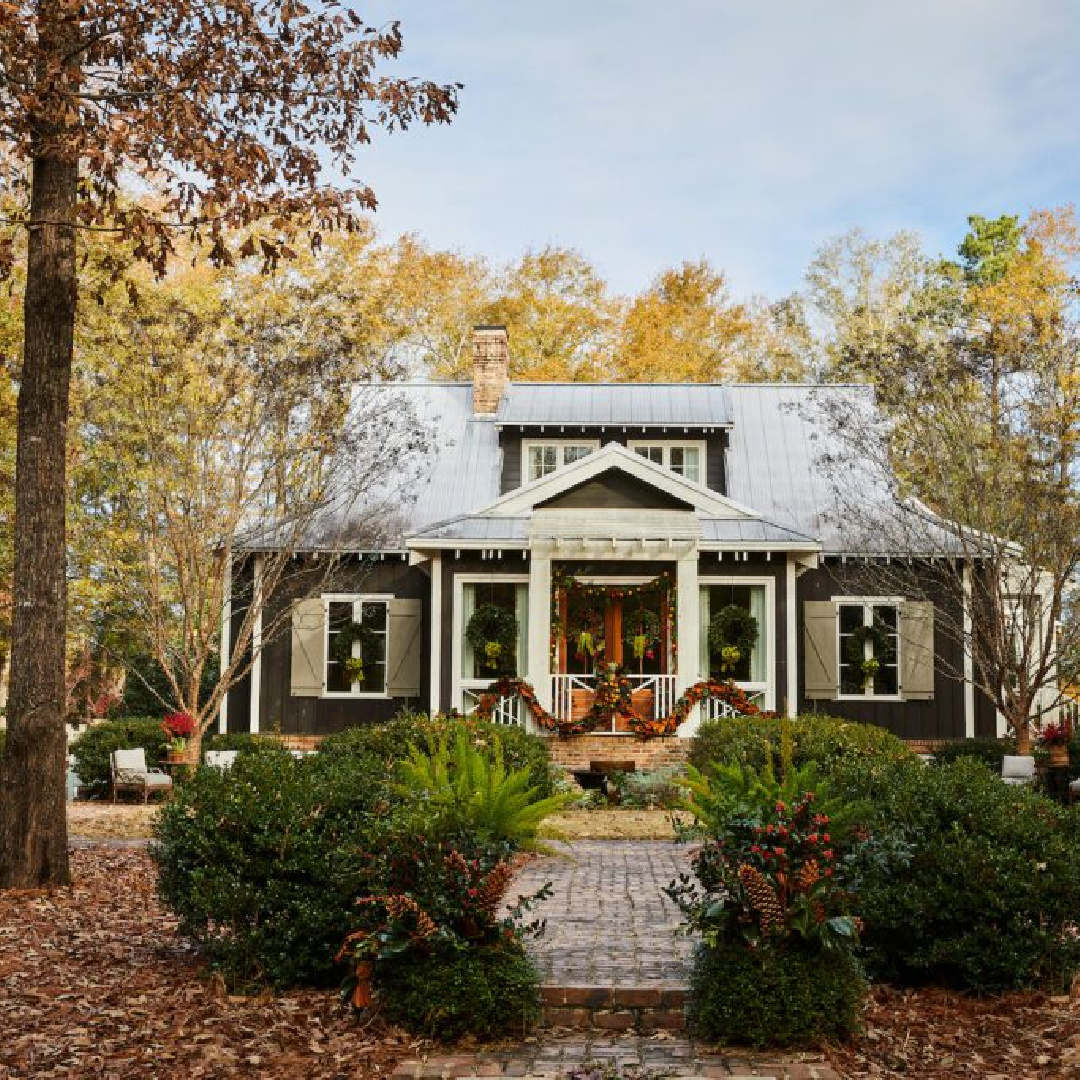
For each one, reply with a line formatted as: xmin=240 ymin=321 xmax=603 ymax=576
xmin=540 ymin=984 xmax=685 ymax=1031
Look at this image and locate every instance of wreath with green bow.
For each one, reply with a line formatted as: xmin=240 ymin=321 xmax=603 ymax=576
xmin=623 ymin=608 xmax=662 ymax=661
xmin=707 ymin=605 xmax=759 ymax=674
xmin=333 ymin=621 xmax=379 ymax=685
xmin=466 ymin=603 xmax=520 ymax=672
xmin=569 ymin=604 xmax=605 ymax=662
xmin=844 ymin=622 xmax=894 ymax=685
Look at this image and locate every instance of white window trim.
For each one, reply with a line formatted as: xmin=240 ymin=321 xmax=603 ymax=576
xmin=323 ymin=593 xmax=394 ymax=699
xmin=700 ymin=575 xmax=776 ymax=712
xmin=627 ymin=439 xmax=707 ymax=483
xmin=832 ymin=595 xmax=903 ymax=702
xmin=452 ymin=574 xmax=530 ymax=715
xmin=521 ymin=438 xmax=601 ymax=483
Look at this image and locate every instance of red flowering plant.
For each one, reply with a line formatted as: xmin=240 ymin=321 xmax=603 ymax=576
xmin=1038 ymin=719 xmax=1072 ymax=747
xmin=162 ymin=711 xmax=196 ymax=748
xmin=667 ymin=760 xmax=866 ymax=953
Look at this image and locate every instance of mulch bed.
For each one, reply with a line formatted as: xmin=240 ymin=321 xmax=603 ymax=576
xmin=829 ymin=984 xmax=1080 ymax=1078
xmin=3 ymin=846 xmax=1080 ymax=1078
xmin=0 ymin=847 xmax=424 ymax=1078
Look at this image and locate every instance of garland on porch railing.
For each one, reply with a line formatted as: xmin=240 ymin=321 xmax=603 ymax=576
xmin=470 ymin=673 xmax=770 ymax=740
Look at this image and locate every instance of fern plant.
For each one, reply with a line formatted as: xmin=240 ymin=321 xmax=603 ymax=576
xmin=396 ymin=730 xmax=570 ymax=849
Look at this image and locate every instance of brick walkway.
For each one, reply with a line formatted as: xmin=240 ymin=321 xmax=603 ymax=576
xmin=511 ymin=840 xmax=693 ymax=988
xmin=393 ymin=840 xmax=844 ymax=1079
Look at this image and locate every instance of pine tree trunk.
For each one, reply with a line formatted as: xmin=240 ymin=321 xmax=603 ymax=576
xmin=0 ymin=149 xmax=78 ymax=888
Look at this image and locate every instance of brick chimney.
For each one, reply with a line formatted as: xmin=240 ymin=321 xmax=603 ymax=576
xmin=471 ymin=325 xmax=510 ymax=414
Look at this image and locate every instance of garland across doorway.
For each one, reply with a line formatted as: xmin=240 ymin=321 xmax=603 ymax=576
xmin=469 ymin=673 xmax=770 ymax=739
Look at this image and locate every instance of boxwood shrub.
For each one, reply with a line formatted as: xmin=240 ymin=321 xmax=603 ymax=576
xmin=834 ymin=755 xmax=1080 ymax=991
xmin=689 ymin=713 xmax=913 ymax=775
xmin=70 ymin=717 xmax=169 ymax=797
xmin=932 ymin=737 xmax=1015 ymax=771
xmin=688 ymin=940 xmax=866 ymax=1046
xmin=154 ymin=744 xmax=391 ymax=990
xmin=374 ymin=941 xmax=540 ymax=1042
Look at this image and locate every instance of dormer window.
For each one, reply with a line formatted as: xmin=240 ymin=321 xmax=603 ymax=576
xmin=523 ymin=440 xmax=599 ymax=482
xmin=629 ymin=441 xmax=705 ymax=484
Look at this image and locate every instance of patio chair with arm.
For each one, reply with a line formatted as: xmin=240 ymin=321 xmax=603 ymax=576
xmin=109 ymin=747 xmax=173 ymax=803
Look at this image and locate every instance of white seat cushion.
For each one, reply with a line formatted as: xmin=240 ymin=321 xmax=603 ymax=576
xmin=204 ymin=750 xmax=239 ymax=770
xmin=1002 ymin=755 xmax=1036 ymax=784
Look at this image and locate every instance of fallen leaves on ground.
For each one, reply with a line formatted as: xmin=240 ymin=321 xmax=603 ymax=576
xmin=829 ymin=984 xmax=1080 ymax=1078
xmin=540 ymin=809 xmax=692 ymax=840
xmin=0 ymin=847 xmax=422 ymax=1078
xmin=67 ymin=803 xmax=159 ymax=840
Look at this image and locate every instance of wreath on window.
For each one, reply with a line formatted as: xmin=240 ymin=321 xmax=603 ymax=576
xmin=466 ymin=603 xmax=520 ymax=672
xmin=569 ymin=604 xmax=605 ymax=662
xmin=623 ymin=608 xmax=661 ymax=661
xmin=333 ymin=621 xmax=379 ymax=686
xmin=708 ymin=605 xmax=759 ymax=674
xmin=844 ymin=622 xmax=894 ymax=686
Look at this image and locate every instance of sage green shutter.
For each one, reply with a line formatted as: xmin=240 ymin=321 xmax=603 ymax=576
xmin=803 ymin=601 xmax=838 ymax=700
xmin=900 ymin=601 xmax=935 ymax=700
xmin=290 ymin=598 xmax=325 ymax=697
xmin=386 ymin=598 xmax=423 ymax=698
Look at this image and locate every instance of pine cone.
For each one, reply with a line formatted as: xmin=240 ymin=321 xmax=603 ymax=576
xmin=796 ymin=859 xmax=820 ymax=892
xmin=737 ymin=863 xmax=784 ymax=933
xmin=476 ymin=860 xmax=514 ymax=919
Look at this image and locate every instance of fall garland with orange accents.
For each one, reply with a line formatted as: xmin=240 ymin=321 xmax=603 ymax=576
xmin=471 ymin=673 xmax=770 ymax=739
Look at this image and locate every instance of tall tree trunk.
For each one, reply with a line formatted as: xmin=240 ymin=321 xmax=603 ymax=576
xmin=0 ymin=149 xmax=78 ymax=887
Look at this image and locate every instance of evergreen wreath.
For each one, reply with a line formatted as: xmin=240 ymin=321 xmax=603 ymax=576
xmin=333 ymin=621 xmax=379 ymax=685
xmin=844 ymin=621 xmax=894 ymax=684
xmin=466 ymin=603 xmax=520 ymax=671
xmin=623 ymin=608 xmax=661 ymax=659
xmin=708 ymin=605 xmax=759 ymax=674
xmin=569 ymin=604 xmax=604 ymax=660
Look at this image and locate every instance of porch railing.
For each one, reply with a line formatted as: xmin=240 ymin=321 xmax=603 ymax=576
xmin=625 ymin=673 xmax=677 ymax=719
xmin=461 ymin=686 xmax=525 ymax=727
xmin=550 ymin=672 xmax=677 ymax=732
xmin=701 ymin=685 xmax=766 ymax=721
xmin=551 ymin=673 xmax=596 ymax=725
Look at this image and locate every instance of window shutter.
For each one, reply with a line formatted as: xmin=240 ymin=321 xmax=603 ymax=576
xmin=900 ymin=601 xmax=935 ymax=700
xmin=803 ymin=601 xmax=837 ymax=700
xmin=290 ymin=599 xmax=325 ymax=697
xmin=386 ymin=598 xmax=423 ymax=698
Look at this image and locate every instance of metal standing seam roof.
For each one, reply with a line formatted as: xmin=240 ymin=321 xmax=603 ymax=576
xmin=496 ymin=382 xmax=733 ymax=429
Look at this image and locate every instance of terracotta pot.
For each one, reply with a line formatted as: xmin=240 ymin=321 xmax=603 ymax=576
xmin=351 ymin=962 xmax=374 ymax=1008
xmin=1049 ymin=742 xmax=1069 ymax=767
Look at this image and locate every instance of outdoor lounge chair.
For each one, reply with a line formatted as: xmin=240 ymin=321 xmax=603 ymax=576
xmin=109 ymin=747 xmax=173 ymax=803
xmin=203 ymin=750 xmax=239 ymax=770
xmin=1001 ymin=755 xmax=1036 ymax=786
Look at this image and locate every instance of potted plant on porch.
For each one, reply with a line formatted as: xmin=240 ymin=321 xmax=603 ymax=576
xmin=1038 ymin=719 xmax=1072 ymax=768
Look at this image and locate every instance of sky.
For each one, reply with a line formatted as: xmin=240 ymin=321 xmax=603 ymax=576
xmin=355 ymin=0 xmax=1080 ymax=301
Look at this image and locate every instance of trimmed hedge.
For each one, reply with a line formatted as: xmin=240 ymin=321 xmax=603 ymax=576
xmin=932 ymin=737 xmax=1015 ymax=771
xmin=70 ymin=717 xmax=169 ymax=796
xmin=834 ymin=755 xmax=1080 ymax=991
xmin=688 ymin=940 xmax=866 ymax=1046
xmin=688 ymin=713 xmax=913 ymax=775
xmin=154 ymin=744 xmax=390 ymax=989
xmin=375 ymin=941 xmax=540 ymax=1042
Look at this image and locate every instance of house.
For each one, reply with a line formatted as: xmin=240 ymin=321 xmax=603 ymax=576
xmin=221 ymin=325 xmax=1001 ymax=757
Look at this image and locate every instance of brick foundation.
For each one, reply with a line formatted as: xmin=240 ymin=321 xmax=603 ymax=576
xmin=543 ymin=734 xmax=690 ymax=774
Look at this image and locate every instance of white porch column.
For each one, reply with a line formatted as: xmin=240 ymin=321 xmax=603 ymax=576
xmin=963 ymin=562 xmax=976 ymax=738
xmin=429 ymin=554 xmax=442 ymax=715
xmin=786 ymin=555 xmax=798 ymax=718
xmin=527 ymin=552 xmax=553 ymax=711
xmin=248 ymin=554 xmax=264 ymax=734
xmin=675 ymin=552 xmax=700 ymax=737
xmin=217 ymin=553 xmax=231 ymax=735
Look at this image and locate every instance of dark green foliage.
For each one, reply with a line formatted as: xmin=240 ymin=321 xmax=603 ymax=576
xmin=932 ymin=737 xmax=1015 ymax=770
xmin=319 ymin=712 xmax=556 ymax=798
xmin=71 ymin=717 xmax=169 ymax=796
xmin=834 ymin=756 xmax=1080 ymax=991
xmin=374 ymin=941 xmax=540 ymax=1042
xmin=687 ymin=940 xmax=865 ymax=1046
xmin=115 ymin=653 xmax=219 ymax=717
xmin=688 ymin=714 xmax=912 ymax=776
xmin=203 ymin=732 xmax=275 ymax=758
xmin=153 ymin=744 xmax=389 ymax=989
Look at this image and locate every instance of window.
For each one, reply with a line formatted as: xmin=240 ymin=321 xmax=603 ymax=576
xmin=629 ymin=441 xmax=704 ymax=484
xmin=460 ymin=582 xmax=528 ymax=680
xmin=523 ymin=440 xmax=598 ymax=482
xmin=700 ymin=582 xmax=768 ymax=684
xmin=326 ymin=597 xmax=388 ymax=696
xmin=838 ymin=601 xmax=900 ymax=698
